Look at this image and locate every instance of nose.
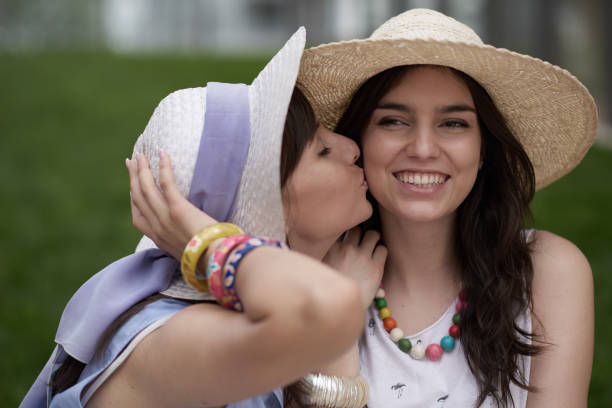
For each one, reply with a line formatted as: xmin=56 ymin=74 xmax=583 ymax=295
xmin=407 ymin=125 xmax=440 ymax=159
xmin=325 ymin=128 xmax=361 ymax=164
xmin=338 ymin=133 xmax=361 ymax=164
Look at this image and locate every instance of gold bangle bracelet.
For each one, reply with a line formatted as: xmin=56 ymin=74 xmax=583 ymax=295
xmin=180 ymin=222 xmax=243 ymax=292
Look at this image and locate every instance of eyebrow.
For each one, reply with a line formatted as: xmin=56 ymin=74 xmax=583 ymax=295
xmin=376 ymin=102 xmax=476 ymax=114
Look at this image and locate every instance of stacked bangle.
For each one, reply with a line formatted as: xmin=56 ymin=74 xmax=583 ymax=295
xmin=294 ymin=373 xmax=369 ymax=408
xmin=206 ymin=233 xmax=253 ymax=308
xmin=207 ymin=235 xmax=285 ymax=311
xmin=180 ymin=223 xmax=243 ymax=292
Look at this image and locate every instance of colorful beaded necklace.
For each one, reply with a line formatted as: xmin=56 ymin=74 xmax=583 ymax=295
xmin=373 ymin=286 xmax=467 ymax=361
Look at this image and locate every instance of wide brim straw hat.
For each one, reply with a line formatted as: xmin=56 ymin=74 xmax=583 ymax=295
xmin=297 ymin=8 xmax=598 ymax=190
xmin=131 ymin=27 xmax=306 ymax=300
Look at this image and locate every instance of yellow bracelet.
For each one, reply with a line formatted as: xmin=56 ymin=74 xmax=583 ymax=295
xmin=181 ymin=222 xmax=243 ymax=292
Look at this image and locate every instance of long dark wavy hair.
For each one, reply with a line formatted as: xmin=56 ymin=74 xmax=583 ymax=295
xmin=335 ymin=65 xmax=542 ymax=407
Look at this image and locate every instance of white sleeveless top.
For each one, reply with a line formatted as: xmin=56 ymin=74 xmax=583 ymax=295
xmin=359 ymin=300 xmax=531 ymax=407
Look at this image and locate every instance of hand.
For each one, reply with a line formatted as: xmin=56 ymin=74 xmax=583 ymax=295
xmin=126 ymin=151 xmax=217 ymax=260
xmin=323 ymin=228 xmax=387 ymax=310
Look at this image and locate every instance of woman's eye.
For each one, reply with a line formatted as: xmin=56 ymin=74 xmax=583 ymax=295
xmin=318 ymin=146 xmax=331 ymax=156
xmin=442 ymin=120 xmax=468 ymax=129
xmin=378 ymin=117 xmax=406 ymax=127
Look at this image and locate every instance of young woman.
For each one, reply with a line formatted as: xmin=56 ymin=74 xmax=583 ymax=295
xmin=21 ymin=28 xmax=384 ymax=408
xmin=297 ymin=9 xmax=596 ymax=408
xmin=138 ymin=9 xmax=597 ymax=408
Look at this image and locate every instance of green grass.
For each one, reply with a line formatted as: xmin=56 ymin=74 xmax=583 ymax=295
xmin=531 ymin=146 xmax=612 ymax=407
xmin=0 ymin=51 xmax=269 ymax=404
xmin=1 ymin=52 xmax=611 ymax=406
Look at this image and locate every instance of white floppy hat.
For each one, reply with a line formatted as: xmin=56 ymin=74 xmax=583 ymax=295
xmin=297 ymin=9 xmax=598 ymax=190
xmin=132 ymin=27 xmax=306 ymax=299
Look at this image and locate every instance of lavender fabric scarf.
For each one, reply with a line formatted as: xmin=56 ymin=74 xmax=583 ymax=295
xmin=20 ymin=82 xmax=251 ymax=407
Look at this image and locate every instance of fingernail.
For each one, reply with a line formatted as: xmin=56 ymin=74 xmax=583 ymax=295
xmin=159 ymin=149 xmax=165 ymax=158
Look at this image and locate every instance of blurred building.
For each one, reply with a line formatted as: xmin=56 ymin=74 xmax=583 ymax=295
xmin=0 ymin=0 xmax=609 ymax=122
xmin=0 ymin=0 xmax=502 ymax=52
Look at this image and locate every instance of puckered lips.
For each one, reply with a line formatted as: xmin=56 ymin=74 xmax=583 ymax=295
xmin=393 ymin=170 xmax=449 ymax=193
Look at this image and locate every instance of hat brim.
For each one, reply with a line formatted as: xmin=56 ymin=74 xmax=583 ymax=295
xmin=232 ymin=27 xmax=305 ymax=239
xmin=298 ymin=37 xmax=598 ymax=190
xmin=136 ymin=28 xmax=306 ymax=301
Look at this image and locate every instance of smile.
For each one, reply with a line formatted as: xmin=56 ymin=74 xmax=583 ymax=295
xmin=393 ymin=171 xmax=449 ymax=188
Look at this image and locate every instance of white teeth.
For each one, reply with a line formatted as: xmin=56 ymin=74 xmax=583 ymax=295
xmin=395 ymin=172 xmax=447 ymax=187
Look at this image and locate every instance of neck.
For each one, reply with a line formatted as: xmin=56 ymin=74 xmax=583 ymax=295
xmin=287 ymin=233 xmax=337 ymax=261
xmin=378 ymin=208 xmax=461 ymax=298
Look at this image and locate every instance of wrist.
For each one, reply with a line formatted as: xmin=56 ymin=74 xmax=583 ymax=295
xmin=314 ymin=341 xmax=361 ymax=378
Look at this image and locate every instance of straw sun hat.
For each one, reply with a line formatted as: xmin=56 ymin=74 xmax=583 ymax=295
xmin=132 ymin=27 xmax=306 ymax=299
xmin=297 ymin=9 xmax=598 ymax=190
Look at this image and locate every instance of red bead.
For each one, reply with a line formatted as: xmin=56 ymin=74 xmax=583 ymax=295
xmin=455 ymin=300 xmax=468 ymax=312
xmin=383 ymin=317 xmax=397 ymax=332
xmin=449 ymin=324 xmax=460 ymax=338
xmin=426 ymin=343 xmax=443 ymax=361
xmin=458 ymin=290 xmax=468 ymax=301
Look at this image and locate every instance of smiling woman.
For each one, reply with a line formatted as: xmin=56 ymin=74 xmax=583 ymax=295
xmin=297 ymin=8 xmax=597 ymax=407
xmin=361 ymin=66 xmax=482 ymax=224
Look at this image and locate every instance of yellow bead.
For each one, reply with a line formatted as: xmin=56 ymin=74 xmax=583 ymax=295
xmin=379 ymin=307 xmax=391 ymax=320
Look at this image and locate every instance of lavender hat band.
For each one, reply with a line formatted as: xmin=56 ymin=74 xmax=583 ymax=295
xmin=19 ymin=83 xmax=252 ymax=408
xmin=189 ymin=82 xmax=250 ymax=221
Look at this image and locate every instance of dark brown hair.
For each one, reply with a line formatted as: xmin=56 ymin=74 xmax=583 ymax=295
xmin=335 ymin=65 xmax=541 ymax=407
xmin=281 ymin=86 xmax=318 ymax=187
xmin=51 ymin=86 xmax=318 ymax=396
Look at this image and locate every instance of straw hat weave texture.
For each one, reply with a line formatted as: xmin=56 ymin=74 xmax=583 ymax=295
xmin=298 ymin=9 xmax=598 ymax=190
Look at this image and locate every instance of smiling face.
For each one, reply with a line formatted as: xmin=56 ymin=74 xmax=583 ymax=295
xmin=361 ymin=66 xmax=482 ymax=225
xmin=284 ymin=125 xmax=372 ymax=244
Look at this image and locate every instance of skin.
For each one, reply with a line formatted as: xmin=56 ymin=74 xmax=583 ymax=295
xmin=358 ymin=66 xmax=593 ymax=407
xmin=85 ymin=126 xmax=386 ymax=407
xmin=284 ymin=125 xmax=372 ymax=260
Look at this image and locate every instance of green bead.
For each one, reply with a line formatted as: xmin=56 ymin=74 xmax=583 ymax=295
xmin=398 ymin=338 xmax=412 ymax=353
xmin=452 ymin=313 xmax=461 ymax=325
xmin=441 ymin=335 xmax=455 ymax=351
xmin=375 ymin=298 xmax=387 ymax=309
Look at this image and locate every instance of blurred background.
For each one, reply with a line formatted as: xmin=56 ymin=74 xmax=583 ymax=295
xmin=1 ymin=0 xmax=611 ymax=405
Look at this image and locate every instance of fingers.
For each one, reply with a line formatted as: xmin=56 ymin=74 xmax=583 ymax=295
xmin=137 ymin=153 xmax=169 ymax=223
xmin=127 ymin=157 xmax=154 ymax=232
xmin=158 ymin=151 xmax=217 ymax=238
xmin=372 ymin=244 xmax=388 ymax=269
xmin=158 ymin=150 xmax=182 ymax=204
xmin=360 ymin=230 xmax=381 ymax=254
xmin=343 ymin=227 xmax=361 ymax=247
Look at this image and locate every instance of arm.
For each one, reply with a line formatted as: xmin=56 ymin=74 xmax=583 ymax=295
xmin=86 ymin=155 xmax=364 ymax=407
xmin=526 ymin=230 xmax=594 ymax=408
xmin=310 ymin=228 xmax=387 ymax=377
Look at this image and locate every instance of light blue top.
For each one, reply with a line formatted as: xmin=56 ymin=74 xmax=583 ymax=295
xmin=49 ymin=298 xmax=282 ymax=408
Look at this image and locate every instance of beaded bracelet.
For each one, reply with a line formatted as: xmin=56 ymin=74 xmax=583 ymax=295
xmin=207 ymin=236 xmax=285 ymax=311
xmin=294 ymin=373 xmax=369 ymax=408
xmin=180 ymin=222 xmax=243 ymax=292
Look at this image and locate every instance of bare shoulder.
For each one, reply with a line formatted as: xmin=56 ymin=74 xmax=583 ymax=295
xmin=525 ymin=234 xmax=594 ymax=406
xmin=530 ymin=229 xmax=592 ymax=292
xmin=529 ymin=229 xmax=593 ymax=338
